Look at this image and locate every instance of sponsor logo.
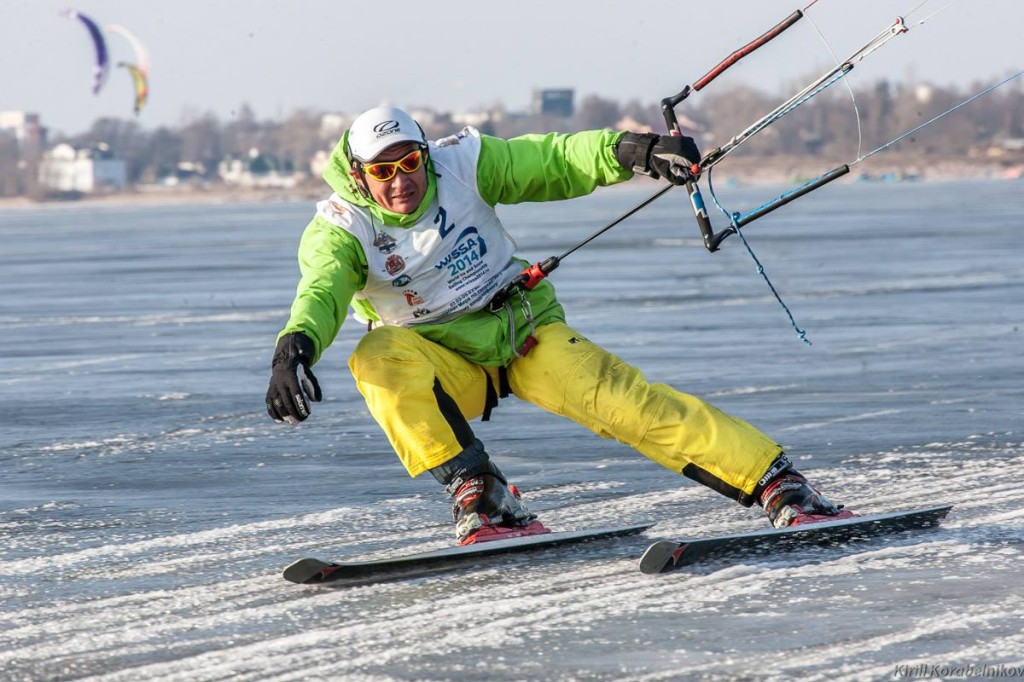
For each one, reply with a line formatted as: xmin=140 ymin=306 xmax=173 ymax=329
xmin=373 ymin=231 xmax=397 ymax=254
xmin=412 ymin=308 xmax=432 ymax=318
xmin=757 ymin=453 xmax=793 ymax=489
xmin=435 ymin=129 xmax=467 ymax=148
xmin=391 ymin=274 xmax=411 ymax=287
xmin=385 ymin=254 xmax=406 ymax=276
xmin=403 ymin=289 xmax=425 ymax=306
xmin=373 ymin=120 xmax=400 ymax=140
xmin=327 ymin=200 xmax=348 ymax=216
xmin=434 ymin=226 xmax=487 ymax=270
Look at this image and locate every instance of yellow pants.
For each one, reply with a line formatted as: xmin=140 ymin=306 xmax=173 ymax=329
xmin=349 ymin=322 xmax=783 ymax=505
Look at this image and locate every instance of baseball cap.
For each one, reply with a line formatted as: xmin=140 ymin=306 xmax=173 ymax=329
xmin=347 ymin=106 xmax=426 ymax=163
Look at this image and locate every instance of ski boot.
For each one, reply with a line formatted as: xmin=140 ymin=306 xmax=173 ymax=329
xmin=450 ymin=474 xmax=549 ymax=544
xmin=759 ymin=471 xmax=856 ymax=529
xmin=430 ymin=440 xmax=549 ymax=545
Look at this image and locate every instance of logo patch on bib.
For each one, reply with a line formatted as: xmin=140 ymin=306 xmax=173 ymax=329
xmin=385 ymin=254 xmax=406 ymax=276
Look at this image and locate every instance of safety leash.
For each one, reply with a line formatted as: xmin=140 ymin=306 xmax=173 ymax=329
xmin=706 ymin=167 xmax=811 ymax=345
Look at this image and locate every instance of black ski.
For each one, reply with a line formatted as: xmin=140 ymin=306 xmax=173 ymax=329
xmin=284 ymin=521 xmax=654 ymax=585
xmin=639 ymin=504 xmax=952 ymax=574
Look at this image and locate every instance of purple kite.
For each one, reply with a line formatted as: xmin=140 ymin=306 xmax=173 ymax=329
xmin=61 ymin=8 xmax=110 ymax=95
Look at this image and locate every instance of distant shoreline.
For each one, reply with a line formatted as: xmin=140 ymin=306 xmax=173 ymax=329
xmin=1 ymin=157 xmax=1019 ymax=210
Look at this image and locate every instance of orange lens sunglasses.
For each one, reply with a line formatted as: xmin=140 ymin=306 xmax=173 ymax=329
xmin=361 ymin=148 xmax=425 ymax=182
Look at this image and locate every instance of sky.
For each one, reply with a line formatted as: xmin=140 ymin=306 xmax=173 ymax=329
xmin=2 ymin=0 xmax=1021 ymax=137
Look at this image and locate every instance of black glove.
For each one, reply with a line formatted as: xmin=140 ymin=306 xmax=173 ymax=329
xmin=266 ymin=332 xmax=322 ymax=424
xmin=615 ymin=132 xmax=701 ymax=185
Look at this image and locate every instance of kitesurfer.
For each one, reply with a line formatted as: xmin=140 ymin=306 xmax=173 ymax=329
xmin=265 ymin=105 xmax=853 ymax=543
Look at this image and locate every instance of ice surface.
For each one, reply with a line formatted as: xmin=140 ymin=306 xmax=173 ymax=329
xmin=1 ymin=182 xmax=1022 ymax=680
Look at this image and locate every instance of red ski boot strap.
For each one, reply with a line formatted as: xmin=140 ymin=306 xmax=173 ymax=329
xmin=789 ymin=509 xmax=857 ymax=526
xmin=459 ymin=520 xmax=551 ymax=546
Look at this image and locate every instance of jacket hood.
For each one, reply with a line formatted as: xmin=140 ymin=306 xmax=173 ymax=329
xmin=322 ymin=129 xmax=437 ymax=227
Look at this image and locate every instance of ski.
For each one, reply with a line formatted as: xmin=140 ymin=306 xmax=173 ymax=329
xmin=639 ymin=504 xmax=952 ymax=574
xmin=284 ymin=521 xmax=655 ymax=585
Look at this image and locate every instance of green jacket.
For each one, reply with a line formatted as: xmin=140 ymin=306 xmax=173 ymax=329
xmin=279 ymin=127 xmax=632 ymax=367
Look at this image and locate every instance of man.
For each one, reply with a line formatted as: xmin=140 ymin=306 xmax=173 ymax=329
xmin=266 ymin=105 xmax=853 ymax=544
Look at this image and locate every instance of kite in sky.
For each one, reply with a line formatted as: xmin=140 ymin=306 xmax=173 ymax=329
xmin=107 ymin=24 xmax=151 ymax=114
xmin=106 ymin=24 xmax=150 ymax=75
xmin=117 ymin=62 xmax=149 ymax=115
xmin=60 ymin=8 xmax=109 ymax=95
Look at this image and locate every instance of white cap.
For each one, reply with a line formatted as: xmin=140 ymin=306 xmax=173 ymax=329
xmin=347 ymin=106 xmax=426 ymax=163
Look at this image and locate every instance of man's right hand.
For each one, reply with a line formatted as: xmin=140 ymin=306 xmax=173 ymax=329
xmin=266 ymin=332 xmax=322 ymax=425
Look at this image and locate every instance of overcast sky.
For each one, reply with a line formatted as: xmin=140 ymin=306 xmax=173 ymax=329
xmin=2 ymin=0 xmax=1020 ymax=137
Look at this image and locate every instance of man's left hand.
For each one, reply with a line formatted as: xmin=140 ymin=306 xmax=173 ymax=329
xmin=615 ymin=132 xmax=702 ymax=185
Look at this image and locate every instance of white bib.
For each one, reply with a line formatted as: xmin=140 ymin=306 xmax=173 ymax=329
xmin=317 ymin=128 xmax=520 ymax=327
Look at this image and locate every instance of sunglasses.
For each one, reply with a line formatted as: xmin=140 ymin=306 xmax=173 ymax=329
xmin=360 ymin=148 xmax=425 ymax=182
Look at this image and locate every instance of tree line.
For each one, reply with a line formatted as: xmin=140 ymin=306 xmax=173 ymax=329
xmin=2 ymin=77 xmax=1021 ymax=198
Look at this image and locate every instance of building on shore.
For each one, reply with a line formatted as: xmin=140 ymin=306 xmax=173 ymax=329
xmin=531 ymin=89 xmax=574 ymax=118
xmin=0 ymin=111 xmax=47 ymax=159
xmin=218 ymin=148 xmax=305 ymax=188
xmin=37 ymin=143 xmax=127 ymax=194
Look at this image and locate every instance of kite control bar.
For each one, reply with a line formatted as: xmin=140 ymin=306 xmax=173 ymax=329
xmin=659 ymin=8 xmax=918 ymax=252
xmin=487 ymin=4 xmax=886 ymax=308
xmin=660 ymin=10 xmax=806 ymax=252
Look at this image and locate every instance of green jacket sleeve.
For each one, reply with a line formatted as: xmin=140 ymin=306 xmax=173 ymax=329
xmin=278 ymin=215 xmax=367 ymax=364
xmin=476 ymin=129 xmax=632 ymax=206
